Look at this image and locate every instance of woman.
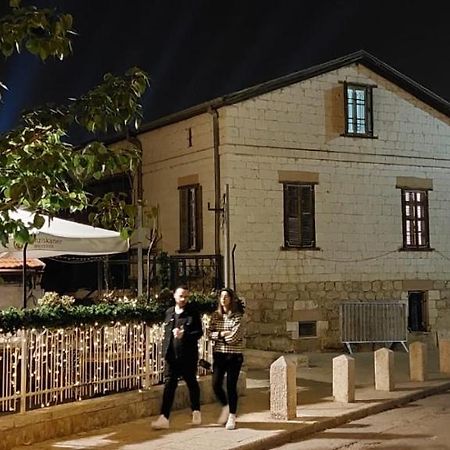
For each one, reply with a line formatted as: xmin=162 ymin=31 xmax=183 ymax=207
xmin=208 ymin=288 xmax=245 ymax=430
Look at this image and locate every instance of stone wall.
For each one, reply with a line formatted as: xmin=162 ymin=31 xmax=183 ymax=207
xmin=240 ymin=280 xmax=450 ymax=352
xmin=126 ymin=61 xmax=450 ymax=353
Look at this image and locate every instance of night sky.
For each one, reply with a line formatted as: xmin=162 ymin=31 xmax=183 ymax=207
xmin=0 ymin=0 xmax=449 ymax=135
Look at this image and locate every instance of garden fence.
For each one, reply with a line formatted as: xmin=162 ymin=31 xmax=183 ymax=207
xmin=0 ymin=317 xmax=212 ymax=415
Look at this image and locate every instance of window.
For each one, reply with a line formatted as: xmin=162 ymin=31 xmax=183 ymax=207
xmin=179 ymin=184 xmax=202 ymax=252
xmin=344 ymin=82 xmax=373 ymax=136
xmin=401 ymin=189 xmax=430 ymax=249
xmin=283 ymin=183 xmax=316 ymax=248
xmin=298 ymin=321 xmax=317 ymax=337
xmin=408 ymin=291 xmax=428 ymax=332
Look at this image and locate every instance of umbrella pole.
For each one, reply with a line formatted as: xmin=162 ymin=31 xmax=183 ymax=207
xmin=22 ymin=243 xmax=28 ymax=309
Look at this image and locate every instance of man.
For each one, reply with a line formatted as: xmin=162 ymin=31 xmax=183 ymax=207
xmin=151 ymin=285 xmax=203 ymax=429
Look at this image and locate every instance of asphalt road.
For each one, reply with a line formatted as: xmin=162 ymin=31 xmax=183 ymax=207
xmin=271 ymin=390 xmax=450 ymax=450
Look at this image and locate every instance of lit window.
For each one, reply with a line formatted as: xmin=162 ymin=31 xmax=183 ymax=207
xmin=344 ymin=83 xmax=373 ymax=136
xmin=401 ymin=189 xmax=430 ymax=249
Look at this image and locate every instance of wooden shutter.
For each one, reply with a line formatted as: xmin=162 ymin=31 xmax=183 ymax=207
xmin=300 ymin=185 xmax=315 ymax=247
xmin=366 ymin=86 xmax=373 ymax=135
xmin=179 ymin=187 xmax=189 ymax=251
xmin=283 ymin=183 xmax=315 ymax=248
xmin=194 ymin=185 xmax=203 ymax=251
xmin=284 ymin=184 xmax=301 ymax=247
xmin=343 ymin=81 xmax=349 ymax=134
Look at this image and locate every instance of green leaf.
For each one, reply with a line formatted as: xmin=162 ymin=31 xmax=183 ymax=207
xmin=33 ymin=214 xmax=46 ymax=229
xmin=14 ymin=228 xmax=30 ymax=245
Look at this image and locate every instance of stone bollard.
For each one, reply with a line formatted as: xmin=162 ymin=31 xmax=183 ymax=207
xmin=333 ymin=354 xmax=355 ymax=403
xmin=374 ymin=347 xmax=395 ymax=391
xmin=409 ymin=341 xmax=427 ymax=381
xmin=439 ymin=339 xmax=450 ymax=375
xmin=270 ymin=356 xmax=297 ymax=420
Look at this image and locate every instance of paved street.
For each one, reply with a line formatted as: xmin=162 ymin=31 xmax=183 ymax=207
xmin=271 ymin=390 xmax=450 ymax=450
xmin=8 ymin=350 xmax=450 ymax=450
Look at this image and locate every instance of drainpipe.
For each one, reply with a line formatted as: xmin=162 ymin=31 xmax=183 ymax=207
xmin=209 ymin=107 xmax=222 ymax=288
xmin=127 ymin=134 xmax=144 ymax=297
xmin=22 ymin=243 xmax=28 ymax=309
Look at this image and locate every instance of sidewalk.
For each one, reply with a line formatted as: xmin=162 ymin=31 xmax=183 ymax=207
xmin=13 ymin=349 xmax=450 ymax=450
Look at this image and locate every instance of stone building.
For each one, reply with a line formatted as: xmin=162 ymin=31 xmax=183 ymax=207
xmin=120 ymin=51 xmax=450 ymax=352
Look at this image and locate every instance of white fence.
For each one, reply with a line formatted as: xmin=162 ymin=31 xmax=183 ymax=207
xmin=340 ymin=302 xmax=408 ymax=354
xmin=0 ymin=318 xmax=213 ymax=415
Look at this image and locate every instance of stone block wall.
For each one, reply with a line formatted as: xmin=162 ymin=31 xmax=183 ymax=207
xmin=240 ymin=280 xmax=450 ymax=352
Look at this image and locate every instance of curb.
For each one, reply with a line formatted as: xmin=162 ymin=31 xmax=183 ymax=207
xmin=231 ymin=381 xmax=450 ymax=450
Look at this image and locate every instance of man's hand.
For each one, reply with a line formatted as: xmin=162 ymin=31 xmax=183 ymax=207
xmin=173 ymin=327 xmax=184 ymax=339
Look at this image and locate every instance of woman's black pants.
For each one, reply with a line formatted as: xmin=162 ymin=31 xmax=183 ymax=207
xmin=212 ymin=352 xmax=243 ymax=414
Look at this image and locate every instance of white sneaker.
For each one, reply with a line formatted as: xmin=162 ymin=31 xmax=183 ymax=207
xmin=151 ymin=414 xmax=169 ymax=430
xmin=192 ymin=410 xmax=202 ymax=425
xmin=217 ymin=405 xmax=229 ymax=425
xmin=225 ymin=413 xmax=236 ymax=430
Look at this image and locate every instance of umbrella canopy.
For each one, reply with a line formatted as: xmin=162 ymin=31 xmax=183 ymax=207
xmin=0 ymin=209 xmax=129 ymax=258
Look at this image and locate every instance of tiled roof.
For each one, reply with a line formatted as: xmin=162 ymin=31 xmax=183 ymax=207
xmin=0 ymin=257 xmax=45 ymax=270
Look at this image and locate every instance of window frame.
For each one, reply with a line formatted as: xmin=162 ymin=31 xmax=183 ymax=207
xmin=282 ymin=182 xmax=317 ymax=249
xmin=401 ymin=188 xmax=431 ymax=250
xmin=407 ymin=291 xmax=428 ymax=332
xmin=178 ymin=183 xmax=203 ymax=252
xmin=343 ymin=82 xmax=374 ymax=138
xmin=298 ymin=320 xmax=317 ymax=338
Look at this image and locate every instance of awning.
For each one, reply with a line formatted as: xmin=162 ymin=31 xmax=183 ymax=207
xmin=1 ymin=209 xmax=129 ymax=258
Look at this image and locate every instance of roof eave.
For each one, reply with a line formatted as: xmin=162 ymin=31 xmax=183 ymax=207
xmin=107 ymin=50 xmax=450 ymax=142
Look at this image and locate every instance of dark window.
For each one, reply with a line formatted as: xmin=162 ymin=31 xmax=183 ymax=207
xmin=283 ymin=183 xmax=316 ymax=248
xmin=179 ymin=184 xmax=202 ymax=252
xmin=187 ymin=127 xmax=193 ymax=147
xmin=299 ymin=321 xmax=317 ymax=337
xmin=408 ymin=291 xmax=428 ymax=332
xmin=344 ymin=82 xmax=373 ymax=136
xmin=401 ymin=189 xmax=430 ymax=249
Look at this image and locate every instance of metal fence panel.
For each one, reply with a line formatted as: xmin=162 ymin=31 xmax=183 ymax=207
xmin=340 ymin=302 xmax=408 ymax=353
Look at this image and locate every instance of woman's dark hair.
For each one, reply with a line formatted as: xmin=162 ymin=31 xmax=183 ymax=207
xmin=216 ymin=288 xmax=244 ymax=316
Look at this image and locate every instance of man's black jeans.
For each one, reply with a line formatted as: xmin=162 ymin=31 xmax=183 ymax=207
xmin=161 ymin=357 xmax=200 ymax=418
xmin=212 ymin=352 xmax=244 ymax=414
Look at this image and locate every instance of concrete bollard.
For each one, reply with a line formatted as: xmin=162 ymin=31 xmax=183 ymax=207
xmin=270 ymin=356 xmax=297 ymax=420
xmin=409 ymin=341 xmax=427 ymax=382
xmin=374 ymin=347 xmax=395 ymax=391
xmin=333 ymin=354 xmax=355 ymax=403
xmin=439 ymin=339 xmax=450 ymax=375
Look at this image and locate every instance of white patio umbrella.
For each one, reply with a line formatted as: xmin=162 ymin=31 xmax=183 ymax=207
xmin=1 ymin=209 xmax=128 ymax=258
xmin=0 ymin=209 xmax=129 ymax=306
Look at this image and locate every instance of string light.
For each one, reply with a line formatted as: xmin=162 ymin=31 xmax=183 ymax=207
xmin=1 ymin=316 xmax=212 ymax=414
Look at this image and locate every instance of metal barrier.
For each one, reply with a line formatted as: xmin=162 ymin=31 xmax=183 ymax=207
xmin=340 ymin=302 xmax=408 ymax=354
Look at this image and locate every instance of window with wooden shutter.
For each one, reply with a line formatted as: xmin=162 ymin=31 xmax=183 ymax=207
xmin=344 ymin=82 xmax=374 ymax=137
xmin=401 ymin=189 xmax=430 ymax=250
xmin=179 ymin=184 xmax=203 ymax=252
xmin=283 ymin=183 xmax=316 ymax=248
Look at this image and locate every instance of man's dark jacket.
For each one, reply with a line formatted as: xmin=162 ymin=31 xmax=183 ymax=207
xmin=162 ymin=303 xmax=203 ymax=362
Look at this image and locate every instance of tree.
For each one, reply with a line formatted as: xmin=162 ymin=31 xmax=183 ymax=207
xmin=0 ymin=1 xmax=150 ymax=247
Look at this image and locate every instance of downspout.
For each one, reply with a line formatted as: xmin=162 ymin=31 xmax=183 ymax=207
xmin=127 ymin=134 xmax=144 ymax=297
xmin=22 ymin=243 xmax=28 ymax=309
xmin=209 ymin=107 xmax=222 ymax=288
